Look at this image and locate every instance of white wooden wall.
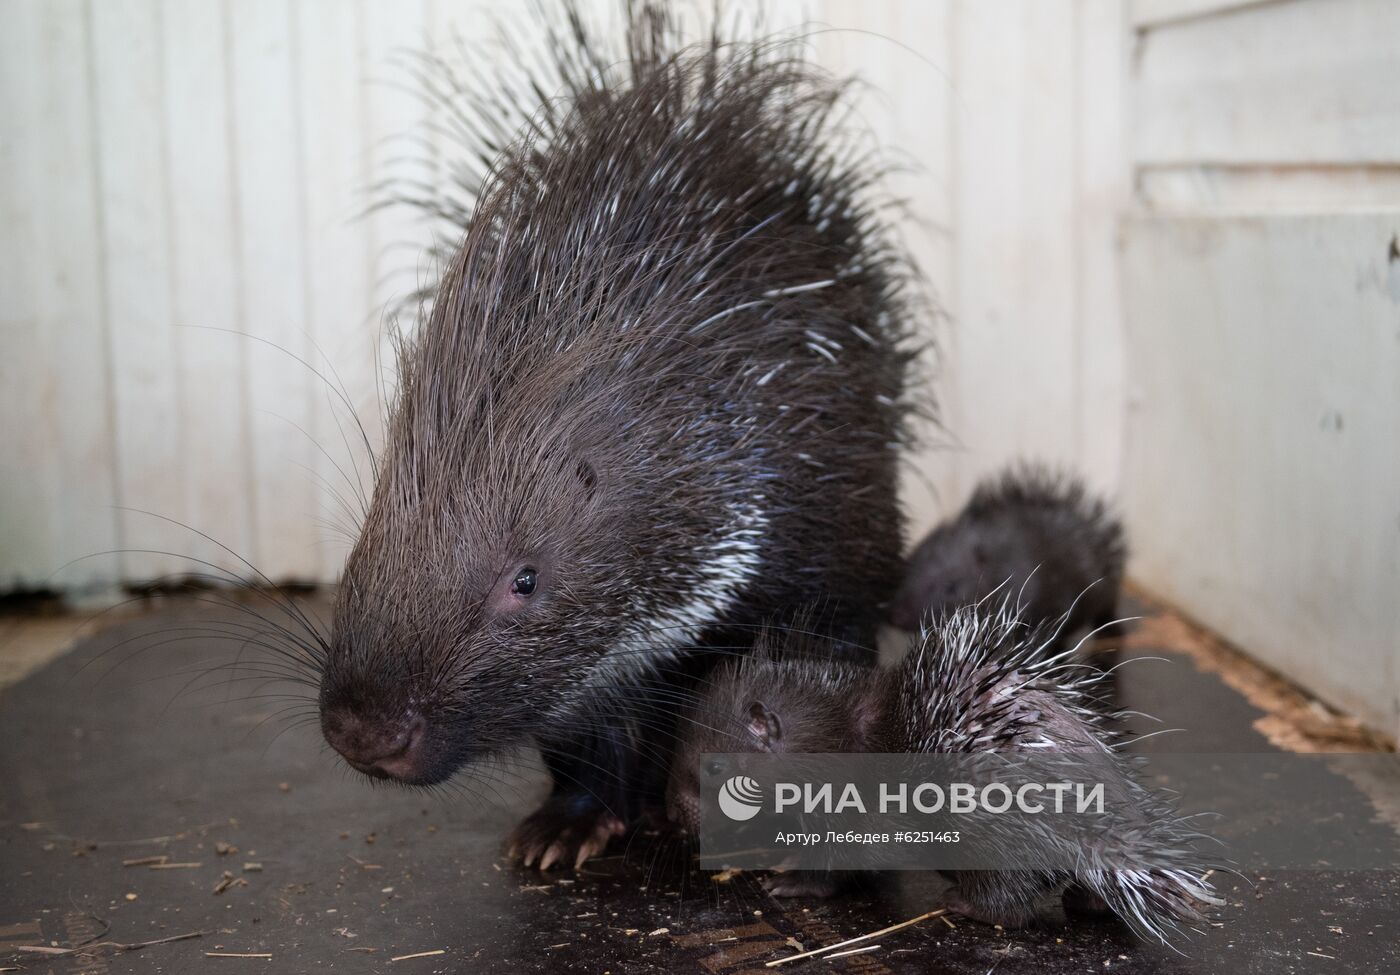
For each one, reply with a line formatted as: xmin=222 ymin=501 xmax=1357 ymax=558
xmin=820 ymin=1 xmax=1129 ymax=533
xmin=1121 ymin=0 xmax=1400 ymax=738
xmin=0 ymin=0 xmax=1129 ymax=595
xmin=4 ymin=1 xmax=1395 ymax=734
xmin=3 ymin=0 xmax=434 ymax=592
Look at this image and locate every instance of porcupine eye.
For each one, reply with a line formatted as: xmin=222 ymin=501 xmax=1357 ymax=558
xmin=510 ymin=567 xmax=538 ymax=597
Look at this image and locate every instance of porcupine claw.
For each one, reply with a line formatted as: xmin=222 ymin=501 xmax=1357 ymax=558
xmin=509 ymin=800 xmax=626 ymax=871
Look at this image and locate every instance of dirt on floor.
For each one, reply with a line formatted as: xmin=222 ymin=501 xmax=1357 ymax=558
xmin=1 ymin=588 xmax=1398 ymax=974
xmin=1121 ymin=583 xmax=1395 ymax=754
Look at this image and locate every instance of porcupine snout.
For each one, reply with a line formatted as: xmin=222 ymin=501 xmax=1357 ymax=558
xmin=321 ymin=705 xmax=429 ymax=781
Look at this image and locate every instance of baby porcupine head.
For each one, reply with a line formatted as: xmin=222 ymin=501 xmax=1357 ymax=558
xmin=666 ymin=627 xmax=883 ymax=832
xmin=891 ymin=462 xmax=1126 ymax=632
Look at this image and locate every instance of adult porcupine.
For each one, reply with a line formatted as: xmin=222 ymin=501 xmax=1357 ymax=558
xmin=668 ymin=603 xmax=1220 ymax=943
xmin=317 ymin=3 xmax=923 ymax=869
xmin=891 ymin=463 xmax=1127 ymax=642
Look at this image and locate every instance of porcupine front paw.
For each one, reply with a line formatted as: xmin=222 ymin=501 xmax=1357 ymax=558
xmin=762 ymin=869 xmax=843 ymax=898
xmin=509 ymin=796 xmax=626 ymax=871
xmin=938 ymin=884 xmax=1041 ymax=930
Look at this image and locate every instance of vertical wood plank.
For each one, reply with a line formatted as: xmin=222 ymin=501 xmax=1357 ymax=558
xmin=89 ymin=0 xmax=186 ymax=583
xmin=332 ymin=0 xmax=435 ymax=585
xmin=1074 ymin=0 xmax=1129 ymax=493
xmin=952 ymin=0 xmax=1080 ymax=494
xmin=159 ymin=0 xmax=256 ymax=581
xmin=1122 ymin=214 xmax=1400 ymax=738
xmin=882 ymin=0 xmax=958 ymax=539
xmin=810 ymin=0 xmax=959 ymax=538
xmin=226 ymin=0 xmax=319 ymax=581
xmin=32 ymin=0 xmax=122 ymax=592
xmin=1133 ymin=0 xmax=1400 ymax=166
xmin=2 ymin=0 xmax=1130 ymax=600
xmin=0 ymin=0 xmax=59 ymax=588
xmin=362 ymin=0 xmax=432 ymax=358
xmin=297 ymin=0 xmax=382 ymax=580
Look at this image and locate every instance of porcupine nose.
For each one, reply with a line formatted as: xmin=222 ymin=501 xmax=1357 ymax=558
xmin=322 ymin=709 xmax=427 ymax=781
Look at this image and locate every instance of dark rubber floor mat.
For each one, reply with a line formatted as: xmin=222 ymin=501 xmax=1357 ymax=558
xmin=1 ymin=599 xmax=1397 ymax=973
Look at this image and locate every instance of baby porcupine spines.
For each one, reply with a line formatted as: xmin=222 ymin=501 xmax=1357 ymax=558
xmin=885 ymin=600 xmax=1113 ymax=754
xmin=665 ymin=604 xmax=1220 ymax=941
xmin=965 ymin=463 xmax=1127 ymax=577
xmin=1073 ymin=798 xmax=1225 ymax=944
xmin=892 ymin=462 xmax=1127 ymax=636
xmin=893 ymin=602 xmax=1220 ymax=943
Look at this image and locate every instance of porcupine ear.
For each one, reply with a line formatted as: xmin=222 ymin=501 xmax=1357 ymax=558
xmin=970 ymin=540 xmax=990 ymax=569
xmin=746 ymin=702 xmax=782 ymax=750
xmin=569 ymin=453 xmax=614 ymax=514
xmin=575 ymin=458 xmax=601 ymax=497
xmin=851 ymin=681 xmax=886 ymax=750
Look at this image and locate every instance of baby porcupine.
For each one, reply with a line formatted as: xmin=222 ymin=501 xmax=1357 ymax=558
xmin=667 ymin=602 xmax=1220 ymax=944
xmin=891 ymin=464 xmax=1126 ymax=643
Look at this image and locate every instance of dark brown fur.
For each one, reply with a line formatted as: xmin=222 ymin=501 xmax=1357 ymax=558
xmin=317 ymin=4 xmax=924 ymax=866
xmin=891 ymin=463 xmax=1126 ymax=640
xmin=668 ymin=604 xmax=1219 ymax=943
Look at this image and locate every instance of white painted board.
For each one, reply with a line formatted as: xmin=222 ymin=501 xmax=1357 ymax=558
xmin=1134 ymin=0 xmax=1400 ymax=166
xmin=1122 ymin=213 xmax=1400 ymax=739
xmin=1 ymin=0 xmax=1126 ymax=598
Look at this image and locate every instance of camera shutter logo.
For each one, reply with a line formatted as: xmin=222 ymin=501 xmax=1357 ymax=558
xmin=718 ymin=775 xmax=765 ymax=821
